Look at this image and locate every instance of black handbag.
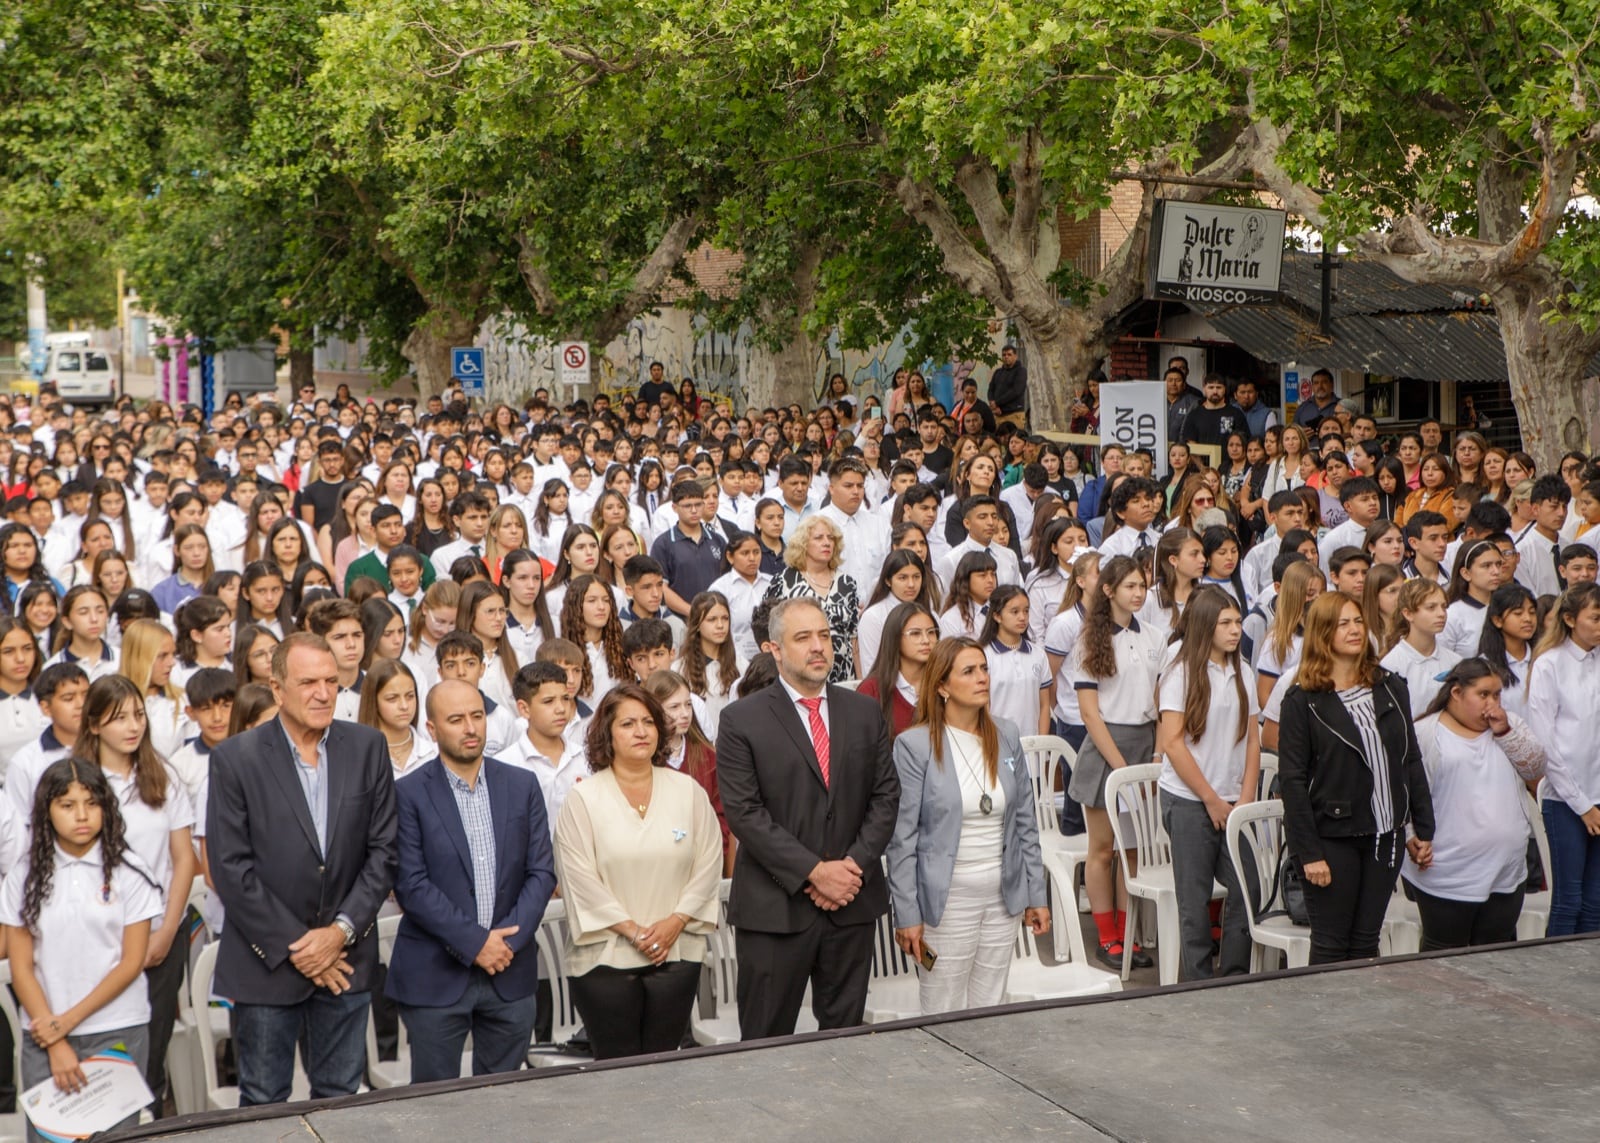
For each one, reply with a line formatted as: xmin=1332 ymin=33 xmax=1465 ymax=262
xmin=1254 ymin=845 xmax=1312 ymax=927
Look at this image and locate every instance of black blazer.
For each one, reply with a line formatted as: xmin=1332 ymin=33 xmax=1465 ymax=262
xmin=1277 ymin=670 xmax=1435 ymax=868
xmin=716 ymin=683 xmax=901 ymax=933
xmin=206 ymin=718 xmax=399 ymax=1004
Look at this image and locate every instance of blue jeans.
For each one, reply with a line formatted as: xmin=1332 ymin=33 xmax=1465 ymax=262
xmin=1542 ymin=801 xmax=1600 ymax=935
xmin=399 ymin=971 xmax=537 ymax=1083
xmin=233 ymin=990 xmax=370 ymax=1105
xmin=1050 ymin=717 xmax=1087 ymax=835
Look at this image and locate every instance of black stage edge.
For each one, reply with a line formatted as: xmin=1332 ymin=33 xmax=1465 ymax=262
xmin=127 ymin=934 xmax=1600 ymax=1142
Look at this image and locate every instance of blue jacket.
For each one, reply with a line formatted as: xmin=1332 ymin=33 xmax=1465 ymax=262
xmin=386 ymin=757 xmax=557 ymax=1007
xmin=885 ymin=719 xmax=1047 ymax=929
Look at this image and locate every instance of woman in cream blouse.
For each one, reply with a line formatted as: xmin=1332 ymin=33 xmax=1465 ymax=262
xmin=554 ymin=683 xmax=722 ymax=1059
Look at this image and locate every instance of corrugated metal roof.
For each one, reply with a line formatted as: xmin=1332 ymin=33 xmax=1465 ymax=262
xmin=1189 ymin=251 xmax=1600 ymax=381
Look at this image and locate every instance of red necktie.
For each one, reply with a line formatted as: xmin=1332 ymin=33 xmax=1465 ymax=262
xmin=799 ymin=697 xmax=830 ymax=787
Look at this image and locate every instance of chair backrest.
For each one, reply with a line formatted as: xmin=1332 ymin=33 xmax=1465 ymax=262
xmin=1012 ymin=918 xmax=1047 ymax=967
xmin=366 ymin=915 xmax=407 ymax=1070
xmin=869 ymin=910 xmax=914 ymax=981
xmin=703 ymin=879 xmax=739 ymax=1005
xmin=1257 ymin=751 xmax=1280 ymax=800
xmin=1020 ymin=734 xmax=1073 ymax=836
xmin=1225 ymin=800 xmax=1286 ymax=929
xmin=535 ymin=898 xmax=584 ymax=1043
xmin=1104 ymin=763 xmax=1169 ymax=872
xmin=1527 ymin=782 xmax=1552 ymax=892
xmin=189 ymin=941 xmax=226 ymax=1097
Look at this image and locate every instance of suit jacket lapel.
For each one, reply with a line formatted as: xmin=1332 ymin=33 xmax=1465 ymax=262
xmin=324 ymin=723 xmax=354 ymax=849
xmin=424 ymin=762 xmax=475 ymax=881
xmin=770 ymin=686 xmax=828 ymax=793
xmin=266 ymin=723 xmax=323 ymax=857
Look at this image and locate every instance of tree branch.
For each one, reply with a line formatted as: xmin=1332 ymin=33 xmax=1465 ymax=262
xmin=589 ymin=211 xmax=703 ymax=345
xmin=892 ymin=173 xmax=1005 ymax=303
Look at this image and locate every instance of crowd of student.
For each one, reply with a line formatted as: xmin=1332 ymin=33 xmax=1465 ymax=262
xmin=3 ymin=359 xmax=1599 ymax=1135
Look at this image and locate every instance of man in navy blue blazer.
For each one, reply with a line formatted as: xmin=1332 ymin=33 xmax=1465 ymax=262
xmin=386 ymin=680 xmax=557 ymax=1082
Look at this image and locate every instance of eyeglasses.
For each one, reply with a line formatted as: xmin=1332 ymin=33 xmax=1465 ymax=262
xmin=1192 ymin=496 xmax=1216 ymax=507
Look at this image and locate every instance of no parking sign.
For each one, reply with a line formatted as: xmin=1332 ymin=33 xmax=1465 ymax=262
xmin=558 ymin=342 xmax=589 ymax=393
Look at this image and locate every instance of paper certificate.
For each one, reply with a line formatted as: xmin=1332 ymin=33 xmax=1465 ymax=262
xmin=21 ymin=1044 xmax=153 ymax=1142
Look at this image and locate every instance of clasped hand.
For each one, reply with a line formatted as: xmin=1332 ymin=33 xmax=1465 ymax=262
xmin=805 ymin=857 xmax=863 ymax=910
xmin=291 ymin=925 xmax=353 ymax=993
xmin=475 ymin=926 xmax=521 ymax=974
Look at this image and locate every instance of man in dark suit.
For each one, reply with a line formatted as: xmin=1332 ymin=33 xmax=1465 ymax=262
xmin=716 ymin=597 xmax=901 ymax=1040
xmin=206 ymin=633 xmax=398 ymax=1105
xmin=386 ymin=680 xmax=556 ymax=1083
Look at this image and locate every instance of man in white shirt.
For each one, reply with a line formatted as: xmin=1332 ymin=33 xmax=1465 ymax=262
xmin=430 ymin=491 xmax=493 ymax=580
xmin=528 ymin=425 xmax=569 ymax=491
xmin=1515 ymin=476 xmax=1570 ymax=599
xmin=817 ymin=457 xmax=887 ymax=597
xmin=501 ymin=661 xmax=591 ymax=837
xmin=1318 ymin=477 xmax=1382 ymax=567
xmin=775 ymin=457 xmax=815 ymax=540
xmin=1096 ymin=477 xmax=1164 ymax=561
xmin=1240 ymin=491 xmax=1307 ymax=606
xmin=936 ymin=495 xmax=1022 ymax=587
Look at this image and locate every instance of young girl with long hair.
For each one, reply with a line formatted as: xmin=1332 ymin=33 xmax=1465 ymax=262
xmin=3 ymin=759 xmax=162 ymax=1129
xmin=1361 ymin=563 xmax=1405 ymax=655
xmin=642 ymin=668 xmax=733 ymax=874
xmin=457 ymin=580 xmax=519 ymax=708
xmin=266 ymin=516 xmax=313 ymax=587
xmin=87 ymin=477 xmax=137 ymax=564
xmin=859 ymin=550 xmax=939 ymax=676
xmin=171 ymin=595 xmax=233 ymax=691
xmin=1066 ymin=554 xmax=1163 ymax=968
xmin=0 ymin=524 xmax=56 ymax=610
xmin=359 ymin=656 xmax=436 ymax=780
xmin=360 ymin=597 xmax=408 ymax=671
xmin=0 ymin=615 xmax=42 ymax=762
xmin=1025 ymin=518 xmax=1089 ymax=644
xmin=402 ymin=579 xmax=461 ymax=697
xmin=1140 ymin=527 xmax=1204 ymax=633
xmin=92 ymin=552 xmax=131 ymax=615
xmin=938 ymin=550 xmax=999 ymax=640
xmin=1256 ymin=560 xmax=1326 ymax=708
xmin=1526 ymin=583 xmax=1600 ymax=936
xmin=1379 ymin=579 xmax=1457 ymax=718
xmin=598 ymin=523 xmax=641 ymax=588
xmin=980 ymin=585 xmax=1051 ymax=736
xmin=858 ymin=602 xmax=939 ymax=737
xmin=1401 ymin=453 xmax=1458 ymax=530
xmin=708 ymin=531 xmax=773 ymax=662
xmin=1478 ymin=584 xmax=1538 ymax=718
xmin=119 ymin=618 xmax=186 ymax=766
xmin=501 ymin=548 xmax=555 ymax=666
xmin=485 ymin=504 xmax=531 ymax=584
xmin=677 ymin=591 xmax=743 ymax=740
xmin=545 ymin=524 xmax=607 ymax=618
xmin=529 ymin=480 xmax=571 ymax=564
xmin=1157 ymin=586 xmax=1260 ymax=980
xmin=70 ymin=675 xmax=197 ymax=1109
xmin=43 ymin=585 xmax=115 ymax=683
xmin=1199 ymin=524 xmax=1248 ymax=613
xmin=233 ymin=623 xmax=279 ymax=687
xmin=151 ymin=523 xmax=214 ymax=617
xmin=1440 ymin=539 xmax=1505 ymax=658
xmin=240 ymin=495 xmax=284 ymax=566
xmin=1406 ymin=660 xmax=1545 ymax=950
xmin=559 ymin=574 xmax=629 ymax=703
xmin=407 ymin=477 xmax=454 ymax=557
xmin=236 ymin=561 xmax=289 ymax=639
xmin=63 ymin=519 xmax=117 ymax=591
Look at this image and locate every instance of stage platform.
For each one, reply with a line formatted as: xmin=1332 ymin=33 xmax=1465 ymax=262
xmin=130 ymin=936 xmax=1600 ymax=1143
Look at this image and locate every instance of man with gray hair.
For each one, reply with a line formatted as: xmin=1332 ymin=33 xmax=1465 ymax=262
xmin=716 ymin=597 xmax=901 ymax=1040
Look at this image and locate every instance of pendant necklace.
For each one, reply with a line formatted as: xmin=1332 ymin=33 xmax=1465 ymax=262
xmin=949 ymin=731 xmax=994 ymax=815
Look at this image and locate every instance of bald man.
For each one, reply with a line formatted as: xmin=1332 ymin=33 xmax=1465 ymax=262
xmin=385 ymin=679 xmax=557 ymax=1082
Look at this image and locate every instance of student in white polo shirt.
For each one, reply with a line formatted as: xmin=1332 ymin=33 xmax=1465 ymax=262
xmin=5 ymin=663 xmax=89 ymax=823
xmin=0 ymin=616 xmax=43 ymax=767
xmin=2 ymin=758 xmax=162 ymax=1132
xmin=502 ymin=661 xmax=590 ymax=837
xmin=1380 ymin=580 xmax=1459 ymax=719
xmin=1095 ymin=477 xmax=1164 ymax=561
xmin=980 ymin=586 xmax=1051 ymax=737
xmin=935 ymin=496 xmax=1022 ymax=589
xmin=1439 ymin=540 xmax=1504 ymax=659
xmin=1157 ymin=587 xmax=1261 ymax=980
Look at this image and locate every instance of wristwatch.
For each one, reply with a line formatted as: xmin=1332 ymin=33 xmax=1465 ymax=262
xmin=333 ymin=918 xmax=356 ymax=947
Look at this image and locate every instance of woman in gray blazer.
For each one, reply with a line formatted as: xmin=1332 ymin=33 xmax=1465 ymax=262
xmin=887 ymin=636 xmax=1050 ymax=1014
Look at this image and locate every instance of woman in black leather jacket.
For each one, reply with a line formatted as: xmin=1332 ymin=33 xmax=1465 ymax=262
xmin=1278 ymin=591 xmax=1436 ymax=963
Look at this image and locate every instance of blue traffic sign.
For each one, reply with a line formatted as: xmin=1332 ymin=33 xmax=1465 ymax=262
xmin=452 ymin=347 xmax=485 ymax=396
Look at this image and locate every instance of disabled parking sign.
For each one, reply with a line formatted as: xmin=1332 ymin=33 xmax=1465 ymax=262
xmin=452 ymin=347 xmax=486 ymax=396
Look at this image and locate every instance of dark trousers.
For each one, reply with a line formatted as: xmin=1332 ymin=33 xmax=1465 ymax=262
xmin=567 ymin=962 xmax=700 ymax=1061
xmin=1161 ymin=791 xmax=1253 ymax=980
xmin=233 ymin=990 xmax=370 ymax=1105
xmin=1303 ymin=835 xmax=1401 ymax=963
xmin=399 ymin=970 xmax=537 ymax=1082
xmin=1051 ymin=718 xmax=1087 ymax=835
xmin=144 ymin=931 xmax=188 ymax=1113
xmin=1410 ymin=884 xmax=1524 ymax=951
xmin=734 ymin=918 xmax=875 ymax=1041
xmin=1543 ymin=800 xmax=1600 ymax=935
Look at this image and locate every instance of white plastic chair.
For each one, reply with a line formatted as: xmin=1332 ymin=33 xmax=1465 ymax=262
xmin=1002 ymin=917 xmax=1122 ymax=1002
xmin=166 ymin=875 xmax=211 ymax=1116
xmin=529 ymin=899 xmax=590 ymax=1066
xmin=1104 ymin=764 xmax=1182 ymax=985
xmin=0 ymin=962 xmax=24 ymax=1143
xmin=690 ymin=880 xmax=818 ymax=1043
xmin=1021 ymin=735 xmax=1090 ymax=923
xmin=1520 ymin=787 xmax=1552 ymax=940
xmin=190 ymin=942 xmax=240 ymax=1109
xmin=364 ymin=915 xmax=409 ymax=1088
xmin=1257 ymin=752 xmax=1279 ymax=800
xmin=861 ymin=911 xmax=921 ymax=1024
xmin=1225 ymin=801 xmax=1311 ymax=972
xmin=1382 ymin=886 xmax=1422 ymax=956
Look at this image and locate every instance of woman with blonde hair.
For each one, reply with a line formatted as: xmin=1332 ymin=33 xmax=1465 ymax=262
xmin=485 ymin=504 xmax=530 ymax=585
xmin=762 ymin=514 xmax=861 ymax=681
xmin=120 ymin=618 xmax=187 ymax=764
xmin=1256 ymin=559 xmax=1326 ymax=708
xmin=888 ymin=636 xmax=1049 ymax=1012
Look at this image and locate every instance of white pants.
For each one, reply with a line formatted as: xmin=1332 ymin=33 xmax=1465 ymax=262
xmin=919 ymin=863 xmax=1018 ymax=1015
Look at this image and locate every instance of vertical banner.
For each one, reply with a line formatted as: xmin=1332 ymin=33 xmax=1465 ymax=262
xmin=1100 ymin=380 xmax=1168 ymax=476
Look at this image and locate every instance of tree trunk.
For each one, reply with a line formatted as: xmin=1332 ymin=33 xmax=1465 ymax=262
xmin=402 ymin=309 xmax=483 ymax=397
xmin=1015 ymin=308 xmax=1104 ymax=431
xmin=1493 ymin=282 xmax=1600 ymax=474
xmin=287 ymin=347 xmax=314 ymax=392
xmin=745 ymin=243 xmax=825 ymax=410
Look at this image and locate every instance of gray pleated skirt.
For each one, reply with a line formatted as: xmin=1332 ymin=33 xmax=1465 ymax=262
xmin=1067 ymin=721 xmax=1157 ymax=809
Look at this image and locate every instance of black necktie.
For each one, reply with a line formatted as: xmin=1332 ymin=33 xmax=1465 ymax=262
xmin=1136 ymin=532 xmax=1150 ymax=551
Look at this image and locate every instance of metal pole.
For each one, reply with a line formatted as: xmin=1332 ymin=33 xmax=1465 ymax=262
xmin=1319 ymin=245 xmax=1333 ymax=337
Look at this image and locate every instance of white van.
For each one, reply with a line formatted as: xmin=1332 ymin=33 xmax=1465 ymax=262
xmin=43 ymin=333 xmax=118 ymax=403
